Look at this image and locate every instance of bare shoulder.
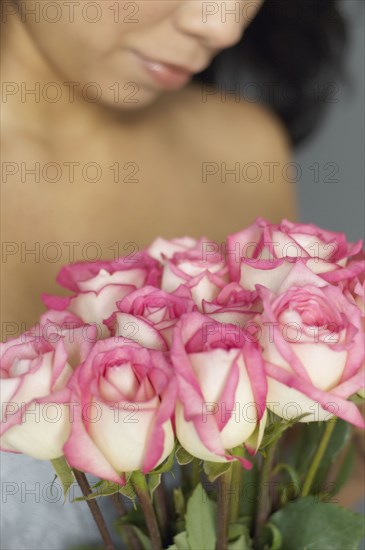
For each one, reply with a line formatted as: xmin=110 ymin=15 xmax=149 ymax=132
xmin=169 ymin=82 xmax=298 ymax=222
xmin=173 ymin=81 xmax=292 ymax=159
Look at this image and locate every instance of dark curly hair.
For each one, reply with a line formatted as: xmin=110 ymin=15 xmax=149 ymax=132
xmin=193 ymin=0 xmax=349 ymax=147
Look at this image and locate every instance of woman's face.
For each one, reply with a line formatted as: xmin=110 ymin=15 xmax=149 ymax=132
xmin=14 ymin=0 xmax=264 ymax=108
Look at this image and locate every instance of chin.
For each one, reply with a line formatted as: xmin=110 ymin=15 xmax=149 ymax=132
xmin=95 ymin=85 xmax=161 ymax=112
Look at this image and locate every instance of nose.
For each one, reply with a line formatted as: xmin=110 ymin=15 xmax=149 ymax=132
xmin=173 ymin=1 xmax=255 ymax=50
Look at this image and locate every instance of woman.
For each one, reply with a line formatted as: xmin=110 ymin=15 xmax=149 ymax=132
xmin=2 ymin=1 xmax=360 ymax=548
xmin=2 ymin=0 xmax=347 ymax=332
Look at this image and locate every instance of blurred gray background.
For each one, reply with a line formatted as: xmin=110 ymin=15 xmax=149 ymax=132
xmin=295 ymin=0 xmax=364 ymax=243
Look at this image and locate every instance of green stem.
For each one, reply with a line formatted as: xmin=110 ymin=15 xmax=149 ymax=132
xmin=217 ymin=467 xmax=233 ymax=550
xmin=254 ymin=438 xmax=279 ymax=542
xmin=154 ymin=481 xmax=170 ymax=545
xmin=229 ymin=459 xmax=243 ymax=524
xmin=181 ymin=462 xmax=191 ymax=496
xmin=302 ymin=418 xmax=337 ymax=497
xmin=131 ymin=471 xmax=163 ymax=550
xmin=73 ymin=470 xmax=115 ymax=550
xmin=191 ymin=458 xmax=201 ymax=489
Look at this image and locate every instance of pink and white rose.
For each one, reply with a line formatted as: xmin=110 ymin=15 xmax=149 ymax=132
xmin=42 ymin=254 xmax=162 ymax=338
xmin=56 ymin=252 xmax=161 ymax=292
xmin=63 ymin=339 xmax=176 ymax=485
xmin=42 ymin=280 xmax=137 ymax=340
xmin=155 ymin=239 xmax=228 ymax=310
xmin=171 ymin=312 xmax=267 ymax=465
xmin=202 ymin=283 xmax=262 ymax=327
xmin=147 ymin=236 xmax=208 ymax=264
xmin=105 ymin=285 xmax=197 ymax=350
xmin=0 ymin=334 xmax=84 ymax=459
xmin=37 ymin=310 xmax=98 ymax=367
xmin=257 ymin=262 xmax=365 ymax=426
xmin=227 ymin=218 xmax=364 ymax=292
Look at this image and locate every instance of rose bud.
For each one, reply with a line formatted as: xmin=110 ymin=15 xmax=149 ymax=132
xmin=157 ymin=241 xmax=228 ymax=310
xmin=257 ymin=261 xmax=365 ymax=427
xmin=0 ymin=334 xmax=82 ymax=460
xmin=105 ymin=285 xmax=197 ymax=350
xmin=202 ymin=283 xmax=262 ymax=326
xmin=227 ymin=217 xmax=364 ymax=292
xmin=63 ymin=339 xmax=176 ymax=485
xmin=171 ymin=312 xmax=267 ymax=466
xmin=56 ymin=252 xmax=161 ymax=292
xmin=38 ymin=310 xmax=98 ymax=367
xmin=42 ymin=253 xmax=163 ymax=338
xmin=42 ymin=283 xmax=137 ymax=339
xmin=147 ymin=236 xmax=209 ymax=264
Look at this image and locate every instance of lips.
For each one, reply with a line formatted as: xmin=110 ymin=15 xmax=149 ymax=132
xmin=131 ymin=49 xmax=207 ymax=90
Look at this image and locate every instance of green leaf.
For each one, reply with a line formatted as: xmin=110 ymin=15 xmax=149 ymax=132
xmin=72 ymin=475 xmax=137 ymax=504
xmin=271 ymin=463 xmax=301 ymax=505
xmin=151 ymin=447 xmax=176 ymax=474
xmin=245 ymin=409 xmax=268 ymax=454
xmin=51 ymin=457 xmax=75 ymax=498
xmin=147 ymin=473 xmax=161 ymax=499
xmin=174 ymin=531 xmax=190 ymax=549
xmin=262 ymin=523 xmax=282 ymax=550
xmin=185 ymin=483 xmax=217 ymax=550
xmin=259 ymin=411 xmax=310 ymax=452
xmin=203 ymin=460 xmax=232 ymax=482
xmin=228 ymin=534 xmax=252 ymax=550
xmin=227 ymin=524 xmax=252 ymax=549
xmin=72 ymin=479 xmax=124 ymax=503
xmin=169 ymin=531 xmax=190 ymax=549
xmin=265 ymin=496 xmax=365 ymax=550
xmin=88 ymin=480 xmax=121 ymax=499
xmin=176 ymin=444 xmax=194 ymax=465
xmin=228 ymin=522 xmax=247 ymax=540
xmin=119 ymin=473 xmax=137 ymax=503
xmin=357 ymin=388 xmax=365 ymax=399
xmin=91 ymin=479 xmax=103 ymax=488
xmin=350 ymin=391 xmax=365 ymax=403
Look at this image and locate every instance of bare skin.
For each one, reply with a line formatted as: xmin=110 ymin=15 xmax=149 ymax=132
xmin=0 ymin=2 xmax=362 ymax=510
xmin=1 ymin=8 xmax=297 ymax=331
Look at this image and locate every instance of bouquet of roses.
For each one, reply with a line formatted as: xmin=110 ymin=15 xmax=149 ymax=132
xmin=1 ymin=218 xmax=365 ymax=550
